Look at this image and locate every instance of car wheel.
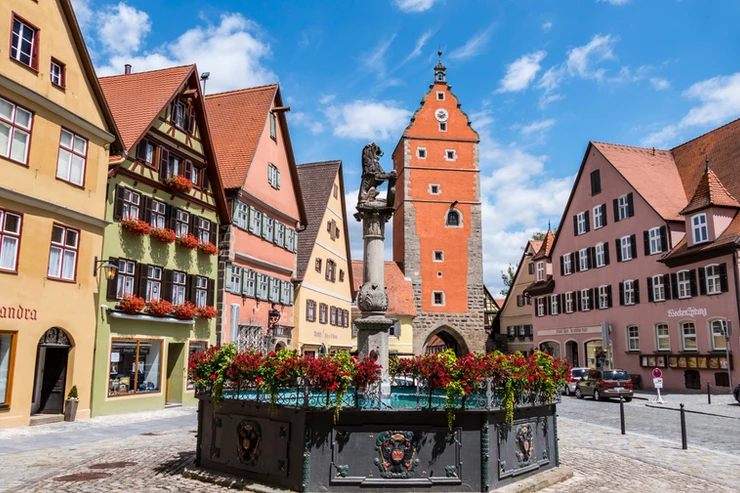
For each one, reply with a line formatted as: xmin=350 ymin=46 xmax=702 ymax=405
xmin=564 ymin=386 xmax=571 ymax=396
xmin=623 ymin=397 xmax=632 ymax=403
xmin=575 ymin=387 xmax=583 ymax=399
xmin=593 ymin=389 xmax=601 ymax=401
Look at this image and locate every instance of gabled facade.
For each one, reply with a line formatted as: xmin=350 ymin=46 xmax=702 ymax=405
xmin=0 ymin=0 xmax=122 ymax=428
xmin=93 ymin=65 xmax=229 ymax=416
xmin=494 ymin=240 xmax=542 ymax=354
xmin=530 ymin=119 xmax=740 ymax=390
xmin=293 ymin=161 xmax=354 ymax=356
xmin=392 ymin=57 xmax=486 ymax=355
xmin=206 ymin=85 xmax=307 ymax=353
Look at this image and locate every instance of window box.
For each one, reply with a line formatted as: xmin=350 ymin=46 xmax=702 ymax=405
xmin=164 ymin=175 xmax=193 ymax=194
xmin=121 ymin=217 xmax=152 ymax=237
xmin=150 ymin=227 xmax=176 ymax=244
xmin=173 ymin=301 xmax=198 ymax=320
xmin=146 ymin=299 xmax=174 ymax=317
xmin=197 ymin=306 xmax=218 ymax=319
xmin=116 ymin=295 xmax=146 ymax=314
xmin=198 ymin=241 xmax=219 ymax=256
xmin=176 ymin=233 xmax=199 ymax=250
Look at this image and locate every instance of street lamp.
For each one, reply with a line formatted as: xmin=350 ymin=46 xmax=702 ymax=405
xmin=93 ymin=256 xmax=118 ymax=280
xmin=265 ymin=303 xmax=281 ymax=353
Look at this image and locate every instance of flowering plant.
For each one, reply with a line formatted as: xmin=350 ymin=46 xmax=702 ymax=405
xmin=188 ymin=344 xmax=237 ymax=405
xmin=164 ymin=175 xmax=193 ymax=194
xmin=120 ymin=217 xmax=152 ymax=237
xmin=353 ymin=355 xmax=382 ymax=390
xmin=225 ymin=350 xmax=263 ymax=388
xmin=198 ymin=305 xmax=218 ymax=319
xmin=173 ymin=301 xmax=198 ymax=320
xmin=259 ymin=349 xmax=305 ymax=412
xmin=176 ymin=234 xmax=199 ymax=250
xmin=304 ymin=352 xmax=355 ymax=422
xmin=198 ymin=241 xmax=219 ymax=255
xmin=146 ymin=299 xmax=173 ymax=317
xmin=150 ymin=227 xmax=176 ymax=244
xmin=116 ymin=295 xmax=145 ymax=314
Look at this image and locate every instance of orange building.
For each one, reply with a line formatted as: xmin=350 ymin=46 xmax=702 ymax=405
xmin=206 ymin=85 xmax=306 ymax=350
xmin=392 ymin=56 xmax=486 ymax=354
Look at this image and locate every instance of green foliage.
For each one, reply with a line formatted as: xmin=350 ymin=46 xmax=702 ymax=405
xmin=500 ymin=264 xmax=516 ymax=296
xmin=67 ymin=385 xmax=78 ymax=399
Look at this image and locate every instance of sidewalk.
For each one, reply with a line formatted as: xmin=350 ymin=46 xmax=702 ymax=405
xmin=634 ymin=390 xmax=740 ymax=419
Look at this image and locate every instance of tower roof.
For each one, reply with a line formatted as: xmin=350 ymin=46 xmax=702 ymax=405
xmin=680 ymin=161 xmax=740 ymax=215
xmin=433 ymin=49 xmax=446 ymax=84
xmin=532 ymin=230 xmax=555 ymax=260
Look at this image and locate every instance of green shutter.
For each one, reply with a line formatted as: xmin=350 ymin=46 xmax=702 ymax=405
xmin=231 ymin=201 xmax=239 ymax=226
xmin=225 ymin=264 xmax=232 ymax=293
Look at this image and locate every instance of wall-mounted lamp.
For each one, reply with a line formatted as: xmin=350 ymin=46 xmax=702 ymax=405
xmin=93 ymin=256 xmax=118 ymax=280
xmin=451 ymin=200 xmax=459 ymax=209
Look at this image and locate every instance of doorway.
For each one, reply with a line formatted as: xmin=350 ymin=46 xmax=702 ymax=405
xmin=565 ymin=341 xmax=579 ymax=367
xmin=166 ymin=343 xmax=184 ymax=404
xmin=32 ymin=328 xmax=71 ymax=415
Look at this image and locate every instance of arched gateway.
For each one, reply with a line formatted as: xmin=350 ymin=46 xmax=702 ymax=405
xmin=32 ymin=328 xmax=72 ymax=415
xmin=423 ymin=326 xmax=470 ymax=356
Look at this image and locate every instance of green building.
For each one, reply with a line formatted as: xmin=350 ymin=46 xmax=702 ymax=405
xmin=92 ymin=65 xmax=230 ymax=415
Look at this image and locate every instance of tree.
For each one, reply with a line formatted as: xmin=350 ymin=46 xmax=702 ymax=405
xmin=500 ymin=264 xmax=516 ymax=296
xmin=531 ymin=229 xmax=557 ymax=241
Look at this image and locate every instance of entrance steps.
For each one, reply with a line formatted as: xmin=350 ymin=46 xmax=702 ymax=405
xmin=164 ymin=402 xmax=182 ymax=409
xmin=29 ymin=414 xmax=64 ymax=426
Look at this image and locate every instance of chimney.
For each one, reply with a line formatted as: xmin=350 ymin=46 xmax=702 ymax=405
xmin=124 ymin=64 xmax=132 ymax=75
xmin=652 ymin=147 xmax=656 ymax=156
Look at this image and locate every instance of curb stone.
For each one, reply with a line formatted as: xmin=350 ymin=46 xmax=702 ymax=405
xmin=490 ymin=466 xmax=574 ymax=493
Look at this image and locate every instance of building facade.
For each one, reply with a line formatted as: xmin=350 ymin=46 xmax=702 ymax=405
xmin=93 ymin=65 xmax=229 ymax=416
xmin=206 ymin=85 xmax=306 ymax=352
xmin=392 ymin=57 xmax=486 ymax=355
xmin=0 ymin=0 xmax=121 ymax=427
xmin=530 ymin=126 xmax=740 ymax=391
xmin=293 ymin=161 xmax=354 ymax=356
xmin=494 ymin=240 xmax=542 ymax=354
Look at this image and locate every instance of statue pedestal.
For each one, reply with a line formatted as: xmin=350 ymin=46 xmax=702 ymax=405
xmin=354 ymin=316 xmax=394 ymax=398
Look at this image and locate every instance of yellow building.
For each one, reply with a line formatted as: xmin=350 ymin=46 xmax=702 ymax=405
xmin=0 ymin=0 xmax=121 ymax=427
xmin=293 ymin=161 xmax=354 ymax=355
xmin=351 ymin=261 xmax=417 ymax=357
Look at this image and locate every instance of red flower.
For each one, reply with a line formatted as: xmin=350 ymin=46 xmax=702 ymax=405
xmin=116 ymin=295 xmax=146 ymax=314
xmin=150 ymin=227 xmax=176 ymax=244
xmin=198 ymin=241 xmax=219 ymax=255
xmin=210 ymin=374 xmax=217 ymax=380
xmin=176 ymin=233 xmax=200 ymax=250
xmin=164 ymin=175 xmax=194 ymax=194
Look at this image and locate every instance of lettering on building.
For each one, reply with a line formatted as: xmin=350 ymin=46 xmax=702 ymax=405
xmin=0 ymin=305 xmax=38 ymax=320
xmin=667 ymin=307 xmax=707 ymax=318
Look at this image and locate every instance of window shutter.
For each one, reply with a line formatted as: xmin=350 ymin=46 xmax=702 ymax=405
xmin=630 ymin=234 xmax=637 ymax=259
xmin=601 ymin=204 xmax=608 ymax=226
xmin=570 ymin=253 xmax=576 ymax=271
xmin=276 ymin=169 xmax=281 ymax=189
xmin=577 ymin=292 xmax=582 ymax=312
xmin=268 ymin=276 xmax=274 ymax=301
xmin=634 ymin=279 xmax=640 ymax=304
xmin=113 ymin=185 xmax=125 ymax=220
xmin=163 ymin=269 xmax=173 ymax=302
xmin=615 ymin=239 xmax=622 ymax=262
xmin=207 ymin=278 xmax=215 ymax=306
xmin=106 ymin=257 xmax=119 ymax=300
xmin=560 ymin=293 xmax=566 ymax=310
xmin=31 ymin=28 xmax=40 ymax=70
xmin=293 ymin=231 xmax=299 ymax=252
xmin=306 ymin=299 xmax=311 ymax=321
xmin=224 ymin=264 xmax=233 ymax=293
xmin=606 ymin=285 xmax=613 ymax=307
xmin=159 ymin=148 xmax=170 ymax=182
xmin=142 ymin=195 xmax=153 ymax=224
xmin=585 ymin=210 xmax=590 ymax=232
xmin=210 ymin=221 xmax=218 ymax=246
xmin=188 ymin=274 xmax=197 ymax=303
xmin=352 ymin=322 xmax=358 ymax=337
xmin=698 ymin=267 xmax=707 ymax=295
xmin=167 ymin=205 xmax=176 ymax=231
xmin=289 ymin=284 xmax=294 ymax=305
xmin=660 ymin=226 xmax=668 ymax=252
xmin=187 ymin=106 xmax=196 ymax=134
xmin=393 ymin=319 xmax=401 ymax=337
xmin=613 ymin=198 xmax=619 ymax=222
xmin=136 ymin=263 xmax=148 ymax=299
xmin=545 ymin=297 xmax=551 ymax=316
xmin=647 ymin=277 xmax=654 ymax=303
xmin=262 ymin=214 xmax=269 ymax=240
xmin=183 ymin=160 xmax=193 ymax=181
xmin=604 ymin=242 xmax=610 ymax=265
xmin=689 ymin=270 xmax=698 ymax=297
xmin=574 ymin=255 xmax=580 ymax=273
xmin=670 ymin=273 xmax=679 ymax=299
xmin=643 ymin=230 xmax=650 ymax=256
xmin=188 ymin=213 xmax=197 ymax=239
xmin=573 ymin=215 xmax=578 ymax=235
xmin=559 ymin=256 xmax=564 ymax=276
xmin=249 ymin=207 xmax=258 ymax=234
xmin=588 ymin=247 xmax=596 ymax=269
xmin=719 ymin=263 xmax=729 ymax=292
xmin=137 ymin=139 xmax=147 ymax=162
xmin=619 ymin=282 xmax=625 ymax=306
xmin=526 ymin=294 xmax=531 ymax=305
xmin=232 ymin=201 xmax=239 ymax=226
xmin=627 ymin=193 xmax=635 ymax=217
xmin=589 ymin=288 xmax=595 ymax=307
xmin=202 ymin=169 xmax=210 ymax=191
xmin=663 ymin=273 xmax=672 ymax=299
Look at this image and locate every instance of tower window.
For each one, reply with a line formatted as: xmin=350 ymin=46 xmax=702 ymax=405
xmin=433 ymin=251 xmax=444 ymax=262
xmin=439 ymin=122 xmax=447 ymax=132
xmin=437 ymin=72 xmax=444 ymax=82
xmin=446 ymin=210 xmax=461 ymax=227
xmin=445 ymin=150 xmax=456 ymax=161
xmin=417 ymin=147 xmax=427 ymax=159
xmin=436 ymin=91 xmax=445 ymax=100
xmin=429 ymin=184 xmax=440 ymax=195
xmin=432 ymin=291 xmax=445 ymax=306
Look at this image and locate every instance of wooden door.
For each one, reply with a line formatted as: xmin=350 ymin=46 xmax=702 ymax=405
xmin=39 ymin=348 xmax=67 ymax=414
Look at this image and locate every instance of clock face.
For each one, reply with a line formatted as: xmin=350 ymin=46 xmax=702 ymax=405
xmin=435 ymin=108 xmax=449 ymax=122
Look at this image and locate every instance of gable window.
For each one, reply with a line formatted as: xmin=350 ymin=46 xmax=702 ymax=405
xmin=704 ymin=264 xmax=722 ymax=295
xmin=652 ymin=275 xmax=665 ymax=302
xmin=145 ymin=266 xmax=162 ymax=301
xmin=325 ymin=259 xmax=336 ymax=282
xmin=616 ymin=193 xmax=633 ymax=221
xmin=536 ymin=297 xmax=545 ymax=317
xmin=268 ymin=163 xmax=281 ymax=189
xmin=56 ymin=129 xmax=87 ymax=186
xmin=710 ymin=319 xmax=727 ymax=350
xmin=429 ymin=184 xmax=440 ymax=195
xmin=550 ymin=295 xmax=558 ymax=315
xmin=250 ymin=207 xmax=262 ymax=236
xmin=0 ymin=209 xmax=22 ymax=272
xmin=590 ymin=169 xmax=601 ymax=195
xmin=439 ymin=122 xmax=447 ymax=132
xmin=620 ymin=235 xmax=633 ymax=261
xmin=579 ymin=249 xmax=589 ymax=271
xmin=536 ymin=261 xmax=544 ymax=282
xmin=692 ymin=214 xmax=708 ymax=244
xmin=194 ymin=276 xmax=208 ymax=307
xmin=436 ymin=91 xmax=445 ymax=100
xmin=172 ymin=271 xmax=187 ymax=305
xmin=269 ymin=112 xmax=277 ymax=139
xmin=230 ymin=265 xmax=242 ymax=293
xmin=648 ymin=227 xmax=662 ymax=255
xmin=172 ymin=100 xmax=187 ymax=128
xmin=445 ymin=149 xmax=456 ymax=161
xmin=446 ymin=210 xmax=460 ymax=227
xmin=580 ymin=289 xmax=591 ymax=311
xmin=10 ymin=16 xmax=37 ymax=69
xmin=623 ymin=280 xmax=635 ymax=305
xmin=576 ymin=212 xmax=587 ymax=235
xmin=50 ymin=59 xmax=65 ymax=88
xmin=116 ymin=260 xmax=136 ymax=299
xmin=655 ymin=323 xmax=670 ymax=351
xmin=626 ymin=325 xmax=640 ymax=351
xmin=174 ymin=209 xmax=189 ymax=238
xmin=432 ymin=291 xmax=445 ymax=306
xmin=595 ymin=243 xmax=605 ymax=268
xmin=47 ymin=224 xmax=78 ymax=281
xmin=681 ymin=321 xmax=697 ymax=351
xmin=598 ymin=285 xmax=610 ymax=309
xmin=319 ymin=303 xmax=328 ymax=324
xmin=565 ymin=292 xmax=574 ymax=313
xmin=677 ymin=270 xmax=691 ymax=299
xmin=137 ymin=139 xmax=156 ymax=167
xmin=417 ymin=147 xmax=427 ymax=159
xmin=593 ymin=205 xmax=603 ymax=229
xmin=0 ymin=97 xmax=33 ymax=165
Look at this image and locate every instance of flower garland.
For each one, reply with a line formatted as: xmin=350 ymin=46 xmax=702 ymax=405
xmin=176 ymin=233 xmax=200 ymax=250
xmin=120 ymin=217 xmax=152 ymax=237
xmin=150 ymin=227 xmax=176 ymax=244
xmin=164 ymin=175 xmax=194 ymax=194
xmin=198 ymin=242 xmax=219 ymax=255
xmin=173 ymin=301 xmax=198 ymax=320
xmin=116 ymin=295 xmax=145 ymax=314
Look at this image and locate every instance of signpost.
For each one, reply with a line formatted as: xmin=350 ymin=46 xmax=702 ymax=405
xmin=652 ymin=368 xmax=665 ymax=404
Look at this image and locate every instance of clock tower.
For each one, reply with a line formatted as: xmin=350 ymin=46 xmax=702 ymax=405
xmin=392 ymin=55 xmax=486 ymax=355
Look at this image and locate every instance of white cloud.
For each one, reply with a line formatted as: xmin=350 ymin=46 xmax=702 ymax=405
xmin=345 ymin=188 xmax=393 ymax=262
xmin=319 ymin=94 xmax=336 ymax=105
xmin=290 ymin=112 xmax=325 ymax=135
xmin=448 ymin=25 xmax=494 ymax=61
xmin=70 ymin=0 xmax=93 ymax=30
xmin=393 ymin=0 xmax=439 ymax=13
xmin=542 ymin=22 xmax=553 ymax=33
xmin=650 ymin=77 xmax=670 ymax=90
xmin=97 ymin=13 xmax=276 ymax=94
xmin=643 ymin=73 xmax=740 ymax=147
xmin=362 ymin=34 xmax=397 ymax=77
xmin=496 ymin=50 xmax=546 ymax=93
xmin=403 ymin=31 xmax=433 ymax=64
xmin=325 ymin=100 xmax=411 ymax=141
xmin=97 ymin=3 xmax=151 ymax=55
xmin=520 ymin=119 xmax=556 ymax=135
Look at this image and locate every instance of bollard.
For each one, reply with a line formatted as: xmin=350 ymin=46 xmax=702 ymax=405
xmin=619 ymin=395 xmax=626 ymax=435
xmin=680 ymin=403 xmax=687 ymax=450
xmin=707 ymin=381 xmax=711 ymax=405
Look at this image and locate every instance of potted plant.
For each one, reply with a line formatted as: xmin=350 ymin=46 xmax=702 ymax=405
xmin=198 ymin=241 xmax=219 ymax=255
xmin=197 ymin=305 xmax=218 ymax=319
xmin=64 ymin=385 xmax=79 ymax=422
xmin=120 ymin=217 xmax=152 ymax=237
xmin=150 ymin=227 xmax=176 ymax=244
xmin=164 ymin=175 xmax=194 ymax=194
xmin=116 ymin=295 xmax=146 ymax=314
xmin=176 ymin=233 xmax=200 ymax=250
xmin=147 ymin=299 xmax=174 ymax=317
xmin=173 ymin=301 xmax=198 ymax=320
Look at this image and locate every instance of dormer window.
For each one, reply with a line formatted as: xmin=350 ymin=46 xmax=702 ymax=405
xmin=536 ymin=261 xmax=544 ymax=282
xmin=692 ymin=213 xmax=708 ymax=244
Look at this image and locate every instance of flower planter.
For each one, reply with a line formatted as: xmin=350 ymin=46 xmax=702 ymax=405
xmin=120 ymin=217 xmax=152 ymax=237
xmin=63 ymin=398 xmax=78 ymax=422
xmin=197 ymin=305 xmax=218 ymax=319
xmin=116 ymin=295 xmax=146 ymax=314
xmin=173 ymin=301 xmax=198 ymax=320
xmin=165 ymin=176 xmax=194 ymax=194
xmin=147 ymin=299 xmax=174 ymax=317
xmin=198 ymin=242 xmax=219 ymax=255
xmin=150 ymin=227 xmax=176 ymax=244
xmin=176 ymin=234 xmax=200 ymax=250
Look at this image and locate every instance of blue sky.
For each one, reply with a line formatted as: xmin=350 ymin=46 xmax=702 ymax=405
xmin=73 ymin=0 xmax=740 ymax=293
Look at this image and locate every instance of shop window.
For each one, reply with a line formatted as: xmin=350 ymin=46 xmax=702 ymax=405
xmin=108 ymin=339 xmax=162 ymax=396
xmin=187 ymin=341 xmax=208 ymax=389
xmin=0 ymin=209 xmax=22 ymax=272
xmin=56 ymin=129 xmax=88 ymax=186
xmin=47 ymin=224 xmax=79 ymax=281
xmin=0 ymin=332 xmax=15 ymax=408
xmin=655 ymin=323 xmax=670 ymax=351
xmin=0 ymin=96 xmax=33 ymax=164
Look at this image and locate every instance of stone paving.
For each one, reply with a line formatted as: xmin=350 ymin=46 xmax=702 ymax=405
xmin=634 ymin=389 xmax=740 ymax=418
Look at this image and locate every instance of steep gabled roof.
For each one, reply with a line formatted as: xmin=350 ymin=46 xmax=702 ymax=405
xmin=295 ymin=161 xmax=354 ymax=293
xmin=204 ymin=84 xmax=278 ymax=190
xmin=680 ymin=167 xmax=740 ymax=215
xmin=532 ymin=231 xmax=555 ymax=260
xmin=495 ymin=240 xmax=540 ymax=318
xmin=351 ymin=261 xmax=416 ymax=317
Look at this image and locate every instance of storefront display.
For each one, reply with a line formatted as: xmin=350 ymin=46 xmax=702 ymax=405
xmin=108 ymin=339 xmax=162 ymax=397
xmin=0 ymin=333 xmax=14 ymax=407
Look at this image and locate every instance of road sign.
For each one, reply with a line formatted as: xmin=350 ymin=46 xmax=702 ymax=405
xmin=653 ymin=377 xmax=663 ymax=389
xmin=652 ymin=368 xmax=663 ymax=379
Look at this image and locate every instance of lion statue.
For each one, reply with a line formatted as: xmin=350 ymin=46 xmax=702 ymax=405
xmin=358 ymin=142 xmax=397 ymax=207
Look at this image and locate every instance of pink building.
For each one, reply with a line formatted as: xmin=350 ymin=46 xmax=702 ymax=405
xmin=528 ymin=119 xmax=740 ymax=391
xmin=206 ymin=85 xmax=307 ymax=350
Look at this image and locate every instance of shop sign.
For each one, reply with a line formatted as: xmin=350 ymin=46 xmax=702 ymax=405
xmin=312 ymin=330 xmax=339 ymax=340
xmin=538 ymin=326 xmax=601 ymax=337
xmin=667 ymin=307 xmax=707 ymax=318
xmin=0 ymin=304 xmax=37 ymax=320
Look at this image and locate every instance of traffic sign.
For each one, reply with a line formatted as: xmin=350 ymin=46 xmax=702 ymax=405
xmin=652 ymin=368 xmax=663 ymax=379
xmin=653 ymin=377 xmax=663 ymax=389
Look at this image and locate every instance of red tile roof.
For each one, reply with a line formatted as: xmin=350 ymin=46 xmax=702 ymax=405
xmin=204 ymin=85 xmax=277 ymax=190
xmin=532 ymin=230 xmax=555 ymax=260
xmin=680 ymin=167 xmax=740 ymax=215
xmin=528 ymin=240 xmax=543 ymax=254
xmin=99 ymin=65 xmax=193 ymax=152
xmin=351 ymin=261 xmax=416 ymax=317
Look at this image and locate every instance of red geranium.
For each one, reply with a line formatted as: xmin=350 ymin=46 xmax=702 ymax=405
xmin=116 ymin=295 xmax=145 ymax=314
xmin=146 ymin=299 xmax=173 ymax=317
xmin=198 ymin=241 xmax=219 ymax=255
xmin=176 ymin=233 xmax=199 ymax=250
xmin=226 ymin=350 xmax=262 ymax=385
xmin=198 ymin=305 xmax=218 ymax=319
xmin=173 ymin=301 xmax=198 ymax=320
xmin=353 ymin=356 xmax=382 ymax=389
xmin=150 ymin=227 xmax=176 ymax=244
xmin=120 ymin=217 xmax=152 ymax=237
xmin=164 ymin=175 xmax=193 ymax=194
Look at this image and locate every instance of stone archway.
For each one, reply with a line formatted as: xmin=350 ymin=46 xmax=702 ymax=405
xmin=422 ymin=326 xmax=470 ymax=356
xmin=32 ymin=328 xmax=72 ymax=415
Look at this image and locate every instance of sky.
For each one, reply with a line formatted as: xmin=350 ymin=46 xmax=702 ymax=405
xmin=72 ymin=0 xmax=740 ymax=294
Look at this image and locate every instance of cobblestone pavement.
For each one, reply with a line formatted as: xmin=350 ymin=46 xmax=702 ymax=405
xmin=1 ymin=404 xmax=740 ymax=492
xmin=633 ymin=389 xmax=740 ymax=418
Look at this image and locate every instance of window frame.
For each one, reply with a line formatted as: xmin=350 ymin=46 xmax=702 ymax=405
xmin=598 ymin=285 xmax=609 ymax=310
xmin=705 ymin=264 xmax=721 ymax=295
xmin=593 ymin=205 xmax=603 ymax=229
xmin=229 ymin=265 xmax=242 ymax=294
xmin=50 ymin=58 xmax=66 ymax=88
xmin=626 ymin=325 xmax=640 ymax=352
xmin=648 ymin=227 xmax=662 ymax=255
xmin=655 ymin=323 xmax=670 ymax=352
xmin=576 ymin=212 xmax=587 ymax=235
xmin=47 ymin=223 xmax=79 ymax=282
xmin=145 ymin=265 xmax=162 ymax=302
xmin=0 ymin=96 xmax=34 ymax=165
xmin=436 ymin=91 xmax=445 ymax=101
xmin=445 ymin=209 xmax=461 ymax=228
xmin=579 ymin=248 xmax=589 ymax=272
xmin=172 ymin=99 xmax=187 ymax=129
xmin=563 ymin=254 xmax=572 ymax=275
xmin=692 ymin=214 xmax=708 ymax=244
xmin=0 ymin=331 xmax=17 ymax=409
xmin=0 ymin=208 xmax=23 ymax=273
xmin=150 ymin=199 xmax=166 ymax=229
xmin=10 ymin=14 xmax=39 ymax=70
xmin=617 ymin=194 xmax=630 ymax=221
xmin=194 ymin=275 xmax=208 ymax=308
xmin=122 ymin=188 xmax=141 ymax=220
xmin=417 ymin=147 xmax=427 ymax=159
xmin=432 ymin=290 xmax=445 ymax=307
xmin=268 ymin=162 xmax=281 ymax=189
xmin=445 ymin=149 xmax=457 ymax=161
xmin=595 ymin=243 xmax=605 ymax=268
xmin=171 ymin=270 xmax=187 ymax=305
xmin=439 ymin=121 xmax=447 ymax=132
xmin=536 ymin=297 xmax=546 ymax=317
xmin=565 ymin=292 xmax=574 ymax=313
xmin=174 ymin=209 xmax=189 ymax=238
xmin=433 ymin=250 xmax=444 ymax=262
xmin=550 ymin=295 xmax=558 ymax=315
xmin=677 ymin=270 xmax=691 ymax=299
xmin=620 ymin=235 xmax=632 ymax=261
xmin=429 ymin=184 xmax=441 ymax=195
xmin=116 ymin=259 xmax=136 ymax=299
xmin=107 ymin=337 xmax=164 ymax=397
xmin=623 ymin=280 xmax=635 ymax=306
xmin=580 ymin=288 xmax=591 ymax=311
xmin=709 ymin=319 xmax=728 ymax=351
xmin=536 ymin=261 xmax=545 ymax=282
xmin=680 ymin=321 xmax=697 ymax=351
xmin=56 ymin=128 xmax=88 ymax=187
xmin=652 ymin=274 xmax=665 ymax=302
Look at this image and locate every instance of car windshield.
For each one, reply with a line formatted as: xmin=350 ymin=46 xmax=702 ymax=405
xmin=571 ymin=369 xmax=585 ymax=377
xmin=603 ymin=371 xmax=630 ymax=381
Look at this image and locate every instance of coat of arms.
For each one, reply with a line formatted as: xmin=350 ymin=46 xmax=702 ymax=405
xmin=236 ymin=420 xmax=262 ymax=466
xmin=515 ymin=423 xmax=534 ymax=465
xmin=373 ymin=431 xmax=419 ymax=478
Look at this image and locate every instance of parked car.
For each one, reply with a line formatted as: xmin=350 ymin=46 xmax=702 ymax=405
xmin=562 ymin=367 xmax=589 ymax=396
xmin=575 ymin=368 xmax=633 ymax=402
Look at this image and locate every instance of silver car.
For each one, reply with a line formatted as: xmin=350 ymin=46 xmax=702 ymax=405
xmin=562 ymin=367 xmax=589 ymax=396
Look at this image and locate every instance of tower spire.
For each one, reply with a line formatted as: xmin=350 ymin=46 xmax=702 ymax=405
xmin=434 ymin=48 xmax=446 ymax=84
